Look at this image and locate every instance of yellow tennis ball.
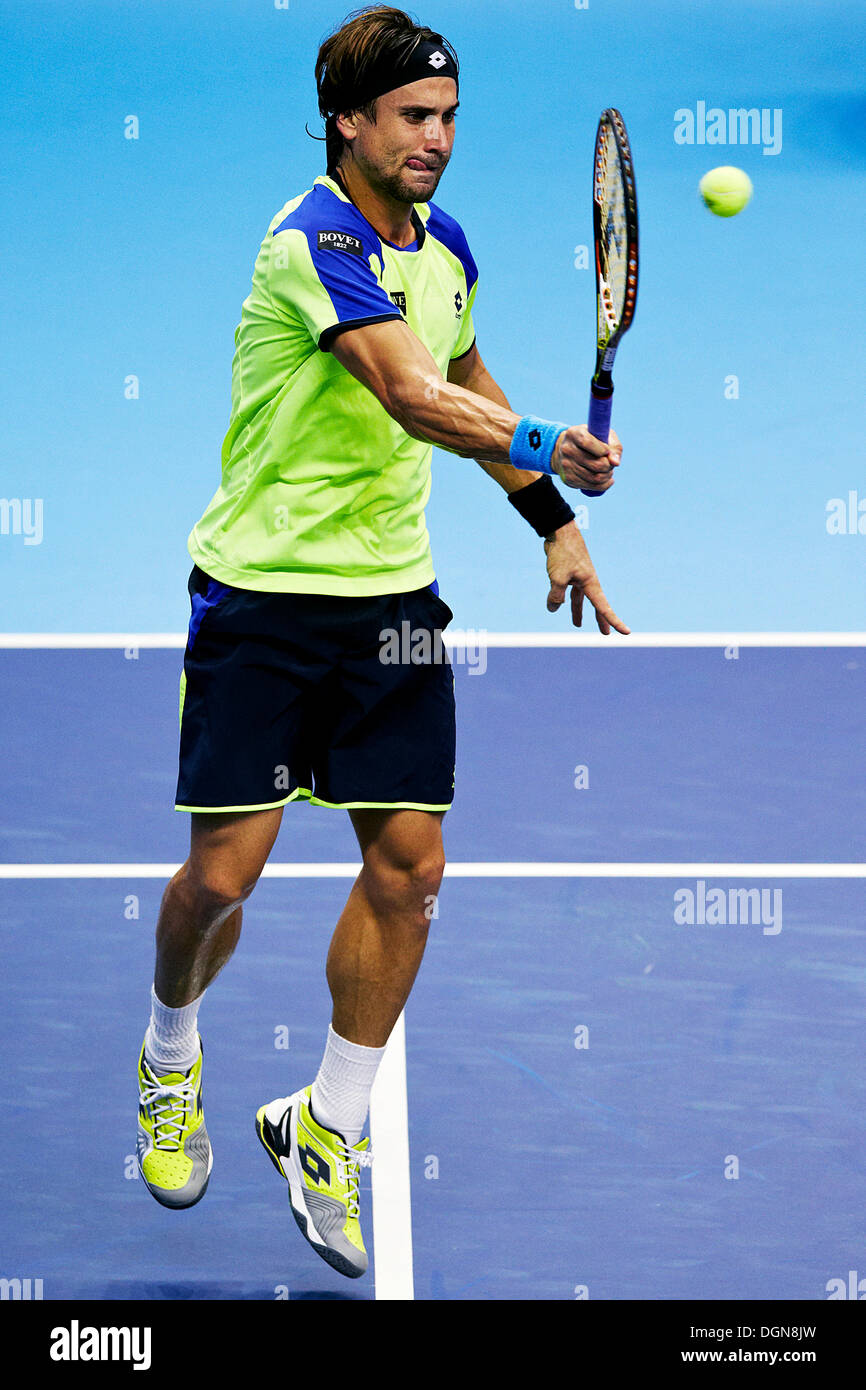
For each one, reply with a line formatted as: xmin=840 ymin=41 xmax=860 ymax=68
xmin=699 ymin=166 xmax=753 ymax=217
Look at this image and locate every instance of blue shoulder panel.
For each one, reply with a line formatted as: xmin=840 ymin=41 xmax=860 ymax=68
xmin=425 ymin=203 xmax=478 ymax=295
xmin=273 ymin=182 xmax=402 ymax=336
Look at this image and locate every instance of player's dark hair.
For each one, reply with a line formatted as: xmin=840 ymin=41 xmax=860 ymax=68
xmin=313 ymin=5 xmax=459 ymax=174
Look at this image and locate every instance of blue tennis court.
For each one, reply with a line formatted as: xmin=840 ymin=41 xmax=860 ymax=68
xmin=2 ymin=640 xmax=864 ymax=1300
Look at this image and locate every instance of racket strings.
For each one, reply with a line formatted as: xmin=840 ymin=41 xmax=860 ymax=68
xmin=597 ymin=127 xmax=629 ymax=333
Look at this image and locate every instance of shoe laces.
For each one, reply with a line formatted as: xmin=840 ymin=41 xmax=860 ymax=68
xmin=335 ymin=1139 xmax=373 ymax=1219
xmin=141 ymin=1075 xmax=197 ymax=1150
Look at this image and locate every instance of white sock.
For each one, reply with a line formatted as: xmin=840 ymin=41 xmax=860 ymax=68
xmin=144 ymin=985 xmax=204 ymax=1073
xmin=310 ymin=1024 xmax=387 ymax=1147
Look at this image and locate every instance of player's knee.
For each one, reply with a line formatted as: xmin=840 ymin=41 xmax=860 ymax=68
xmin=410 ymin=854 xmax=446 ymax=917
xmin=176 ymin=860 xmax=259 ymax=921
xmin=366 ymin=851 xmax=445 ymax=924
xmin=397 ymin=849 xmax=445 ymax=901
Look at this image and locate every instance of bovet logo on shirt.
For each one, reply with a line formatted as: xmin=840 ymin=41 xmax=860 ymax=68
xmin=317 ymin=230 xmax=363 ymax=256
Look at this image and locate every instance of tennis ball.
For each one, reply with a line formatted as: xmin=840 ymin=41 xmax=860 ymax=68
xmin=699 ymin=166 xmax=753 ymax=217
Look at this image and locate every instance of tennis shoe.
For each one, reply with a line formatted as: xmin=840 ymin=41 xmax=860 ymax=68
xmin=255 ymin=1085 xmax=372 ymax=1279
xmin=136 ymin=1037 xmax=212 ymax=1209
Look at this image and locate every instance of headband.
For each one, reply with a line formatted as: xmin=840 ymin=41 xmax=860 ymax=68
xmin=344 ymin=38 xmax=459 ymax=111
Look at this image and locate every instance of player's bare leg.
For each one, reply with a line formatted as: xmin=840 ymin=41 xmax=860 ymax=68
xmin=328 ymin=807 xmax=445 ymax=1047
xmin=137 ymin=807 xmax=282 ymax=1209
xmin=255 ymin=807 xmax=445 ymax=1277
xmin=153 ymin=807 xmax=284 ymax=1006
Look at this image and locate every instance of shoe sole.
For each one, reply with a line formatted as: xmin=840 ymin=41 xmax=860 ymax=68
xmin=255 ymin=1103 xmax=365 ymax=1280
xmin=140 ymin=1170 xmax=211 ymax=1210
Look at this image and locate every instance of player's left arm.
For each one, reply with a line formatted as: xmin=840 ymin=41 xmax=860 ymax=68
xmin=447 ymin=343 xmax=541 ymax=494
xmin=447 ymin=344 xmax=629 ymax=635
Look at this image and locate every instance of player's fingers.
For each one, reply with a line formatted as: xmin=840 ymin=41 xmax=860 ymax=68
xmin=582 ymin=577 xmax=631 ymax=636
xmin=600 ymin=606 xmax=631 ymax=635
xmin=572 ymin=583 xmax=592 ymax=628
xmin=570 ymin=425 xmax=612 ymax=458
xmin=560 ymin=463 xmax=616 ymax=492
xmin=570 ymin=584 xmax=585 ymax=628
xmin=547 ymin=581 xmax=566 ymax=612
xmin=577 ymin=580 xmax=610 ymax=634
xmin=578 ymin=456 xmax=616 ymax=479
xmin=560 ymin=440 xmax=618 ymax=485
xmin=562 ymin=427 xmax=622 ymax=480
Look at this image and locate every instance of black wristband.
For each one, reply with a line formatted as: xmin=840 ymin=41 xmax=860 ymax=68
xmin=507 ymin=475 xmax=575 ymax=538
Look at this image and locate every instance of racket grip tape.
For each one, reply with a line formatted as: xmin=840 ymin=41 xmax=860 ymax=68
xmin=581 ymin=386 xmax=614 ymax=497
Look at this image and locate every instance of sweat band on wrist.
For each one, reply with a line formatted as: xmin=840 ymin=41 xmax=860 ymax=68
xmin=509 ymin=415 xmax=569 ymax=476
xmin=507 ymin=475 xmax=575 ymax=538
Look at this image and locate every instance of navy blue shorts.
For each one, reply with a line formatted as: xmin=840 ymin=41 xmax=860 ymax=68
xmin=175 ymin=566 xmax=456 ymax=813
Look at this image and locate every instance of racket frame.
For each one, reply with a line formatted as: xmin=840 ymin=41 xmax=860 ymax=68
xmin=582 ymin=107 xmax=639 ymax=493
xmin=590 ymin=107 xmax=639 ymax=407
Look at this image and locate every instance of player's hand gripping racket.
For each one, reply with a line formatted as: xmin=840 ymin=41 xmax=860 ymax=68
xmin=581 ymin=108 xmax=639 ymax=497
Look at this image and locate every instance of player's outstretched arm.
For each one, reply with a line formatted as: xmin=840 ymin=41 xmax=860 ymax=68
xmin=330 ymin=318 xmax=619 ymax=493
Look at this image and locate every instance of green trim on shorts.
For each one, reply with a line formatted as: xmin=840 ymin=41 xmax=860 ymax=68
xmin=175 ymin=786 xmax=313 ymax=814
xmin=174 ymin=787 xmax=452 ymax=814
xmin=306 ymin=795 xmax=453 ymax=811
xmin=178 ymin=669 xmax=187 ymax=728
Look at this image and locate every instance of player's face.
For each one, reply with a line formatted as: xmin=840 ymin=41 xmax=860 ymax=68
xmin=348 ymin=77 xmax=458 ymax=204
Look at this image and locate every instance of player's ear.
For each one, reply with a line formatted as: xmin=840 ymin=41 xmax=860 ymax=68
xmin=336 ymin=111 xmax=359 ymax=144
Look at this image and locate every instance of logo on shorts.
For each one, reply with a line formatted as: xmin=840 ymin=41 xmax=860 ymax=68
xmin=389 ymin=290 xmax=407 ymax=314
xmin=317 ymin=230 xmax=363 ymax=257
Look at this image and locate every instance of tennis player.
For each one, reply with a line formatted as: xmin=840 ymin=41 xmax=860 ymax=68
xmin=136 ymin=3 xmax=628 ymax=1280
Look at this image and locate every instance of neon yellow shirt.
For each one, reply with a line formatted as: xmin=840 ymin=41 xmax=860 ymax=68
xmin=188 ymin=172 xmax=478 ymax=595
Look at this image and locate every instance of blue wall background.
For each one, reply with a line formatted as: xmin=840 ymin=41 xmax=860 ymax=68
xmin=2 ymin=0 xmax=864 ymax=633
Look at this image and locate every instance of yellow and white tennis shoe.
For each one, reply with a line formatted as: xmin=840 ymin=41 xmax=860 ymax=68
xmin=136 ymin=1038 xmax=212 ymax=1209
xmin=255 ymin=1085 xmax=372 ymax=1279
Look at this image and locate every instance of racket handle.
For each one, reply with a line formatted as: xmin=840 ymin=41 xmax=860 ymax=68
xmin=581 ymin=387 xmax=614 ymax=497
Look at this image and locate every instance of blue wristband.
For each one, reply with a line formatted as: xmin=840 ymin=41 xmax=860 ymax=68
xmin=509 ymin=415 xmax=569 ymax=476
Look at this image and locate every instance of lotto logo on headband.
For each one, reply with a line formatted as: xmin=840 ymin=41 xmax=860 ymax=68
xmin=428 ymin=50 xmax=447 ymax=68
xmin=317 ymin=230 xmax=363 ymax=257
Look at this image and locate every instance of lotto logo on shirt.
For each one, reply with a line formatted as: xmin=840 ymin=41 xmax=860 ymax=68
xmin=317 ymin=230 xmax=363 ymax=256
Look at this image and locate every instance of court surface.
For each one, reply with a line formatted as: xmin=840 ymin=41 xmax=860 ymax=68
xmin=1 ymin=637 xmax=864 ymax=1300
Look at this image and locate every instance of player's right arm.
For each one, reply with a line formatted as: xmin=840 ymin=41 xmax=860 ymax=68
xmin=265 ymin=206 xmax=617 ymax=490
xmin=330 ymin=318 xmax=618 ymax=493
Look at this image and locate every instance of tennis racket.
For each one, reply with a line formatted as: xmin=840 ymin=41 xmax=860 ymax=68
xmin=581 ymin=108 xmax=639 ymax=497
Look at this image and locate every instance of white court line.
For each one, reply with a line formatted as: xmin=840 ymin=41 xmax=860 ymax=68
xmin=369 ymin=1011 xmax=414 ymax=1301
xmin=0 ymin=632 xmax=864 ymax=648
xmin=1 ymin=862 xmax=864 ymax=878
